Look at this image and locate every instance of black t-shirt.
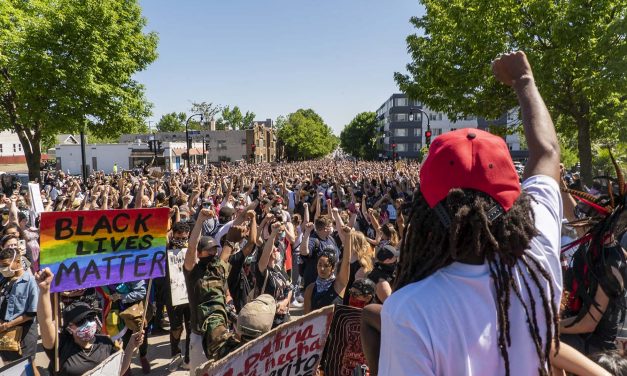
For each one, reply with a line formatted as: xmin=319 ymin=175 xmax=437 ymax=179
xmin=255 ymin=264 xmax=290 ymax=302
xmin=227 ymin=251 xmax=256 ymax=313
xmin=44 ymin=334 xmax=117 ymax=376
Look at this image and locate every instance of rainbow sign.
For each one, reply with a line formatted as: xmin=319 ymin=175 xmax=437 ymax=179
xmin=40 ymin=208 xmax=170 ymax=293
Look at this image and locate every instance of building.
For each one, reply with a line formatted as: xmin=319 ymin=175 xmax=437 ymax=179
xmin=0 ymin=131 xmax=26 ymax=164
xmin=120 ymin=123 xmax=277 ymax=165
xmin=376 ymin=94 xmax=525 ymax=160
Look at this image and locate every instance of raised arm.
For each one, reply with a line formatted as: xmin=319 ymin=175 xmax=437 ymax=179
xmin=334 ymin=226 xmax=353 ymax=296
xmin=185 ymin=208 xmax=214 ymax=271
xmin=34 ymin=268 xmax=56 ymax=350
xmin=258 ymin=222 xmax=281 ymax=274
xmin=492 ymin=51 xmax=559 ymax=182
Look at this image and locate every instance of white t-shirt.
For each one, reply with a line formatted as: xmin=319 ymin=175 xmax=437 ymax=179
xmin=379 ymin=175 xmax=563 ymax=376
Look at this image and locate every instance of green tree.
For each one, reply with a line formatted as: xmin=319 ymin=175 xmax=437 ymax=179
xmin=277 ymin=109 xmax=338 ymax=160
xmin=156 ymin=112 xmax=187 ymax=132
xmin=190 ymin=101 xmax=222 ymax=129
xmin=340 ymin=112 xmax=379 ymax=160
xmin=0 ymin=0 xmax=158 ymax=180
xmin=219 ymin=105 xmax=255 ymax=130
xmin=395 ymin=0 xmax=626 ymax=185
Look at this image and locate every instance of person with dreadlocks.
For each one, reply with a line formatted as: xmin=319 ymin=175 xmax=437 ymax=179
xmin=559 ymin=151 xmax=627 ymax=355
xmin=369 ymin=51 xmax=607 ymax=376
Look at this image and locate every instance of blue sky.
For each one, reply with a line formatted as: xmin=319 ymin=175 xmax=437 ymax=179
xmin=135 ymin=1 xmax=425 ymax=134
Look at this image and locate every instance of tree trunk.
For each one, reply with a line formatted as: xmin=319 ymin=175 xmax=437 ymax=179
xmin=575 ymin=114 xmax=593 ymax=187
xmin=14 ymin=126 xmax=41 ymax=182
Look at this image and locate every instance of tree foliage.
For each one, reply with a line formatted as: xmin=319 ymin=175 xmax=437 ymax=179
xmin=218 ymin=105 xmax=255 ymax=130
xmin=156 ymin=112 xmax=187 ymax=132
xmin=0 ymin=0 xmax=158 ymax=179
xmin=395 ymin=0 xmax=626 ymax=184
xmin=277 ymin=109 xmax=338 ymax=160
xmin=340 ymin=112 xmax=379 ymax=160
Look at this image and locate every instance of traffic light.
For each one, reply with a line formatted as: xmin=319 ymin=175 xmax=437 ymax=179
xmin=425 ymin=130 xmax=432 ymax=148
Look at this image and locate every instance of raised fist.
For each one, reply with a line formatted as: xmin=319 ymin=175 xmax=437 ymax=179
xmin=491 ymin=51 xmax=533 ymax=88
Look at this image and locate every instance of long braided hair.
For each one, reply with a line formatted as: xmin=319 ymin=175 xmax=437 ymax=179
xmin=562 ymin=151 xmax=627 ymax=332
xmin=395 ymin=188 xmax=559 ymax=376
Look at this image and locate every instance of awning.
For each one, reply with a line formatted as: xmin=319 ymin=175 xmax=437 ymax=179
xmin=172 ymin=148 xmax=204 ymax=156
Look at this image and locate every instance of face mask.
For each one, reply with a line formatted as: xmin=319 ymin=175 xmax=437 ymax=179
xmin=171 ymin=239 xmax=188 ymax=249
xmin=0 ymin=251 xmax=21 ymax=278
xmin=198 ymin=255 xmax=216 ymax=264
xmin=349 ymin=295 xmax=369 ymax=309
xmin=278 ymin=231 xmax=286 ymax=240
xmin=74 ymin=319 xmax=97 ymax=342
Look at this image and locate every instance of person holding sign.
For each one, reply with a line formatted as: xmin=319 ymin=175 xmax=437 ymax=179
xmin=35 ymin=268 xmax=144 ymax=376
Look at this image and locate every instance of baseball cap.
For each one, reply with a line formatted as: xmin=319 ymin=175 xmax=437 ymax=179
xmin=198 ymin=236 xmax=219 ymax=251
xmin=420 ymin=128 xmax=521 ymax=212
xmin=63 ymin=301 xmax=97 ymax=327
xmin=237 ymin=294 xmax=276 ymax=339
xmin=376 ymin=244 xmax=399 ymax=261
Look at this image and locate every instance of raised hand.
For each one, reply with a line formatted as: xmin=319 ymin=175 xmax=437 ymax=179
xmin=35 ymin=268 xmax=54 ymax=293
xmin=491 ymin=51 xmax=533 ymax=88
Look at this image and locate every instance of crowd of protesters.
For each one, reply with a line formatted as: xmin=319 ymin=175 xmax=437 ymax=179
xmin=0 ymin=51 xmax=624 ymax=376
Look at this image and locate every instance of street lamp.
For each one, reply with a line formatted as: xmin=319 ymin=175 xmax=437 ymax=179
xmin=185 ymin=113 xmax=203 ymax=167
xmin=409 ymin=107 xmax=432 ymax=148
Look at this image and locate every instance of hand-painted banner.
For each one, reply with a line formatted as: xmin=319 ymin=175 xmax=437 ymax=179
xmin=40 ymin=208 xmax=170 ymax=293
xmin=196 ymin=306 xmax=334 ymax=376
xmin=321 ymin=305 xmax=368 ymax=376
xmin=168 ymin=248 xmax=189 ymax=306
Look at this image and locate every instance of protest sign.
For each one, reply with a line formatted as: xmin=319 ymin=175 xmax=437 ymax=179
xmin=0 ymin=358 xmax=35 ymax=376
xmin=321 ymin=305 xmax=367 ymax=376
xmin=40 ymin=208 xmax=170 ymax=293
xmin=84 ymin=350 xmax=123 ymax=376
xmin=28 ymin=182 xmax=44 ymax=214
xmin=168 ymin=248 xmax=189 ymax=306
xmin=196 ymin=306 xmax=334 ymax=376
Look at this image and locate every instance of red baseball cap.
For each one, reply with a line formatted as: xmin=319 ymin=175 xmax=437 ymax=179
xmin=419 ymin=128 xmax=521 ymax=211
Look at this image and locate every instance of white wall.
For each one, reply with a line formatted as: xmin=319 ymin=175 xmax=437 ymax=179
xmin=0 ymin=131 xmax=25 ymax=157
xmin=55 ymin=144 xmax=135 ymax=174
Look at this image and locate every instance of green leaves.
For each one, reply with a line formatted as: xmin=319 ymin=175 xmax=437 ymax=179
xmin=397 ymin=0 xmax=626 ymax=183
xmin=340 ymin=112 xmax=379 ymax=160
xmin=219 ymin=105 xmax=255 ymax=130
xmin=0 ymin=0 xmax=158 ymax=178
xmin=156 ymin=112 xmax=187 ymax=133
xmin=277 ymin=109 xmax=338 ymax=160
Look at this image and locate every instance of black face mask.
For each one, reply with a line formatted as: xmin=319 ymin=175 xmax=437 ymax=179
xmin=198 ymin=254 xmax=216 ymax=265
xmin=376 ymin=248 xmax=396 ymax=262
xmin=375 ymin=262 xmax=397 ymax=276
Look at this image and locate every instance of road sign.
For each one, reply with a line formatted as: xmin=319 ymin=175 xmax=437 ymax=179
xmin=189 ymin=130 xmax=201 ymax=135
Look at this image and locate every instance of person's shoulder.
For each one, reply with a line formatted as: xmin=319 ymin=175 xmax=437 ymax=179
xmin=522 ymin=175 xmax=560 ymax=199
xmin=383 ymin=278 xmax=438 ymax=315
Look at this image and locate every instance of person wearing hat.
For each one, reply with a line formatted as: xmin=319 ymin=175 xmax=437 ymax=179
xmin=365 ymin=244 xmax=398 ymax=304
xmin=184 ymin=208 xmax=249 ymax=372
xmin=35 ymin=268 xmax=144 ymax=376
xmin=236 ymin=294 xmax=277 ymax=341
xmin=369 ymin=52 xmax=608 ymax=375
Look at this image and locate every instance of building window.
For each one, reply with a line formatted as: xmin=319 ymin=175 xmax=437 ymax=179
xmin=394 ymin=97 xmax=408 ymax=107
xmin=413 ymin=143 xmax=422 ymax=152
xmin=433 ymin=128 xmax=443 ymax=136
xmin=394 ymin=113 xmax=408 ymax=122
xmin=429 ymin=114 xmax=437 ymax=121
xmin=217 ymin=140 xmax=227 ymax=150
xmin=396 ymin=143 xmax=407 ymax=152
xmin=394 ymin=128 xmax=408 ymax=137
xmin=413 ymin=129 xmax=422 ymax=137
xmin=0 ymin=144 xmax=3 ymax=153
xmin=508 ymin=144 xmax=513 ymax=150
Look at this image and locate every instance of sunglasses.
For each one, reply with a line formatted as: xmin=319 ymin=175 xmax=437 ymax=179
xmin=74 ymin=315 xmax=96 ymax=327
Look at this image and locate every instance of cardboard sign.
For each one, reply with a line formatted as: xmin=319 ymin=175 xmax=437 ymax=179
xmin=84 ymin=350 xmax=123 ymax=376
xmin=196 ymin=306 xmax=334 ymax=376
xmin=40 ymin=208 xmax=170 ymax=293
xmin=321 ymin=305 xmax=367 ymax=376
xmin=0 ymin=358 xmax=35 ymax=376
xmin=168 ymin=248 xmax=189 ymax=306
xmin=28 ymin=183 xmax=44 ymax=214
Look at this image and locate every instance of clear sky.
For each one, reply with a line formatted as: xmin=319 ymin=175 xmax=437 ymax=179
xmin=135 ymin=0 xmax=425 ymax=135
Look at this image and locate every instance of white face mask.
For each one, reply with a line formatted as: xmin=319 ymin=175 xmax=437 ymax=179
xmin=0 ymin=251 xmax=22 ymax=278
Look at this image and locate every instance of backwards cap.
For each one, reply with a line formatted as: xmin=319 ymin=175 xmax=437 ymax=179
xmin=420 ymin=128 xmax=521 ymax=212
